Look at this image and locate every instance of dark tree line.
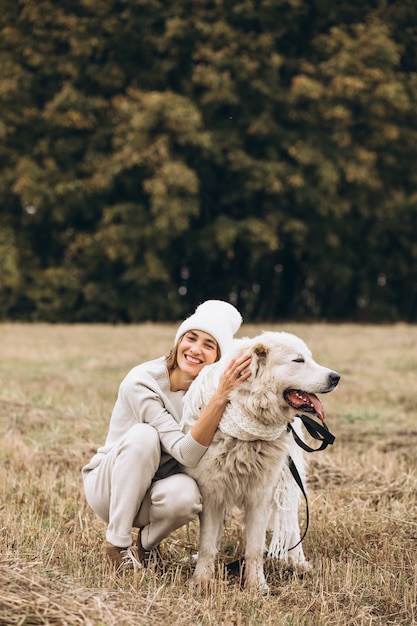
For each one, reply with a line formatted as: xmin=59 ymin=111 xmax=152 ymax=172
xmin=1 ymin=0 xmax=417 ymax=322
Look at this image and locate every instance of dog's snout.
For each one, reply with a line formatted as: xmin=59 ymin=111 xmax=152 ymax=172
xmin=329 ymin=371 xmax=340 ymax=387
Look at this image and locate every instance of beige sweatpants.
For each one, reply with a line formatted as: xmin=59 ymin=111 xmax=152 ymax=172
xmin=82 ymin=423 xmax=202 ymax=549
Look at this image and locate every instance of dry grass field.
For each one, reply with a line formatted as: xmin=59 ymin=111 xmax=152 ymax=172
xmin=1 ymin=322 xmax=417 ymax=625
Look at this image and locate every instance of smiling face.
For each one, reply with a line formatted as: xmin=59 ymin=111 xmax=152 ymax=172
xmin=170 ymin=330 xmax=220 ymax=390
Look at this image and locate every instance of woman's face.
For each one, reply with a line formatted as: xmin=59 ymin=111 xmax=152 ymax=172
xmin=176 ymin=330 xmax=219 ymax=378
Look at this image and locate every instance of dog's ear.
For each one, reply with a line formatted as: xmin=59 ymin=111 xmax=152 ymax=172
xmin=253 ymin=344 xmax=268 ymax=359
xmin=252 ymin=343 xmax=269 ymax=379
xmin=245 ymin=342 xmax=277 ymax=422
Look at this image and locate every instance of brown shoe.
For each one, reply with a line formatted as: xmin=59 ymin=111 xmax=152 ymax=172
xmin=136 ymin=530 xmax=163 ymax=569
xmin=136 ymin=530 xmax=148 ymax=564
xmin=104 ymin=542 xmax=143 ymax=574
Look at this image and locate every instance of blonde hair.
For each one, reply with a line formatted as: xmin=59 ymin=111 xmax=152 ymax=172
xmin=166 ymin=344 xmax=179 ymax=371
xmin=166 ymin=333 xmax=221 ymax=371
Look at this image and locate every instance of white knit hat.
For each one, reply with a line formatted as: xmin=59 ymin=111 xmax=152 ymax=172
xmin=175 ymin=300 xmax=243 ymax=356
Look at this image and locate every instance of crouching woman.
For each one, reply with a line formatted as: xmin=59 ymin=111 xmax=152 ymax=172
xmin=82 ymin=300 xmax=251 ymax=572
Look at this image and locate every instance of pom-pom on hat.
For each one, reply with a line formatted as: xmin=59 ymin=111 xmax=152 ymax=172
xmin=175 ymin=300 xmax=242 ymax=356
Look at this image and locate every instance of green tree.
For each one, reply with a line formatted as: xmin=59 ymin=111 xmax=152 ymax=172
xmin=284 ymin=16 xmax=417 ymax=320
xmin=1 ymin=0 xmax=417 ymax=322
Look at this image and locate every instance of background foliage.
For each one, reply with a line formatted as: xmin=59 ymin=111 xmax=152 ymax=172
xmin=1 ymin=0 xmax=416 ymax=322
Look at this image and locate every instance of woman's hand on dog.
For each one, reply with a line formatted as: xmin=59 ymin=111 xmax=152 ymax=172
xmin=218 ymin=353 xmax=252 ymax=397
xmin=190 ymin=354 xmax=251 ymax=447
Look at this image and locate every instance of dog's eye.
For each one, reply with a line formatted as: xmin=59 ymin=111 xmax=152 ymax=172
xmin=292 ymin=357 xmax=305 ymax=363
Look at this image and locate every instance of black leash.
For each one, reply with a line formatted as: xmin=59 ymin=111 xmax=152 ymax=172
xmin=287 ymin=455 xmax=309 ymax=551
xmin=226 ymin=414 xmax=336 ymax=573
xmin=286 ymin=413 xmax=336 ymax=551
xmin=287 ymin=413 xmax=335 ymax=452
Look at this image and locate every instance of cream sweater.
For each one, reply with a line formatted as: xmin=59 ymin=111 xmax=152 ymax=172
xmin=84 ymin=357 xmax=207 ymax=474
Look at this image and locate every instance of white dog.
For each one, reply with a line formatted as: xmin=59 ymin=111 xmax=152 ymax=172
xmin=181 ymin=331 xmax=340 ymax=592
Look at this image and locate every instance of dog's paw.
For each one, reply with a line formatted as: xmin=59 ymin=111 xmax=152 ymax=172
xmin=284 ymin=558 xmax=311 ymax=578
xmin=192 ymin=562 xmax=215 ymax=585
xmin=244 ymin=577 xmax=270 ymax=595
xmin=244 ymin=565 xmax=269 ymax=594
xmin=293 ymin=559 xmax=311 ymax=574
xmin=288 ymin=556 xmax=311 ymax=571
xmin=190 ymin=570 xmax=217 ymax=596
xmin=189 ymin=576 xmax=213 ymax=590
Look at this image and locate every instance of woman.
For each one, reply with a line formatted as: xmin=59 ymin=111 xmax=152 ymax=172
xmin=82 ymin=300 xmax=251 ymax=571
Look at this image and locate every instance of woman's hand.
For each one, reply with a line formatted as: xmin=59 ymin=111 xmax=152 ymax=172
xmin=190 ymin=353 xmax=252 ymax=447
xmin=215 ymin=353 xmax=252 ymax=401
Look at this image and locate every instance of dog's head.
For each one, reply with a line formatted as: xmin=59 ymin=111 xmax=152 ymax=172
xmin=231 ymin=331 xmax=340 ymax=427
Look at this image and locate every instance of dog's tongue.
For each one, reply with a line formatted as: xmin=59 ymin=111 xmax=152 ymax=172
xmin=286 ymin=390 xmax=327 ymax=421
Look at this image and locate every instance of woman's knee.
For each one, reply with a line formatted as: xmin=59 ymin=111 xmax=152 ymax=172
xmin=152 ymin=475 xmax=202 ymax=521
xmin=115 ymin=423 xmax=161 ymax=478
xmin=121 ymin=423 xmax=160 ymax=456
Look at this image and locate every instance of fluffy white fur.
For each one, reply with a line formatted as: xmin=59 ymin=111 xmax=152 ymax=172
xmin=181 ymin=331 xmax=340 ymax=592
